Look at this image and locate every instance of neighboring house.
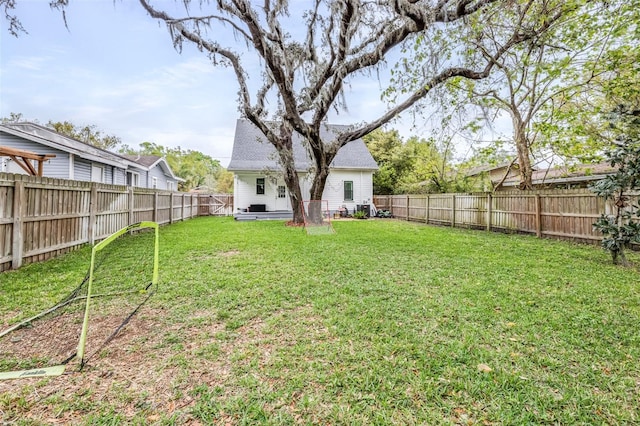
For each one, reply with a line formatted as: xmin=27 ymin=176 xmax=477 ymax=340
xmin=227 ymin=119 xmax=378 ymax=215
xmin=120 ymin=154 xmax=182 ymax=191
xmin=0 ymin=122 xmax=182 ymax=190
xmin=499 ymin=163 xmax=617 ymax=190
xmin=464 ymin=161 xmax=522 ymax=192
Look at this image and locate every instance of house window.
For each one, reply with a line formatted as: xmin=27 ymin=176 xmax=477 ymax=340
xmin=277 ymin=185 xmax=286 ymax=198
xmin=344 ymin=181 xmax=353 ymax=201
xmin=167 ymin=181 xmax=174 ymax=191
xmin=256 ymin=177 xmax=265 ymax=194
xmin=152 ymin=177 xmax=158 ymax=189
xmin=91 ymin=164 xmax=104 ymax=183
xmin=126 ymin=171 xmax=140 ymax=187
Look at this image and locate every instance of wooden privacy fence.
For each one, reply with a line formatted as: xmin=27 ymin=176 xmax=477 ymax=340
xmin=0 ymin=173 xmax=233 ymax=271
xmin=373 ymin=189 xmax=622 ymax=243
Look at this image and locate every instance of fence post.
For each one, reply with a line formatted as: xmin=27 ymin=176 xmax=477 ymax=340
xmin=486 ymin=193 xmax=492 ymax=232
xmin=535 ymin=194 xmax=542 ymax=238
xmin=425 ymin=195 xmax=430 ymax=224
xmin=169 ymin=192 xmax=174 ymax=224
xmin=406 ymin=195 xmax=410 ymax=221
xmin=11 ymin=180 xmax=24 ymax=269
xmin=182 ymin=193 xmax=186 ymax=221
xmin=153 ymin=191 xmax=158 ymax=222
xmin=451 ymin=194 xmax=456 ymax=227
xmin=88 ymin=183 xmax=97 ymax=244
xmin=128 ymin=187 xmax=134 ymax=226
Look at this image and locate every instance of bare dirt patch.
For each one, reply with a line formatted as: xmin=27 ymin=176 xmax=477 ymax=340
xmin=218 ymin=249 xmax=241 ymax=257
xmin=1 ymin=304 xmax=333 ymax=424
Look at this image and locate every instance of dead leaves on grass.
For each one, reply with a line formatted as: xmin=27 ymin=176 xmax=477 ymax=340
xmin=0 ymin=305 xmax=330 ymax=424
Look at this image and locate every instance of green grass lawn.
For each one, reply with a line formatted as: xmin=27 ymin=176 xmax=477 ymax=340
xmin=1 ymin=217 xmax=639 ymax=424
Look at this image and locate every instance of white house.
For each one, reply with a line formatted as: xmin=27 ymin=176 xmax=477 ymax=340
xmin=227 ymin=119 xmax=378 ymax=217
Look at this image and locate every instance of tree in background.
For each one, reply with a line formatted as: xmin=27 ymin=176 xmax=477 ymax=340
xmin=364 ymin=129 xmax=470 ymax=195
xmin=590 ymin=106 xmax=640 ymax=266
xmin=120 ymin=142 xmax=222 ymax=192
xmin=1 ymin=112 xmax=25 ymax=123
xmin=363 ymin=129 xmax=406 ymax=195
xmin=392 ymin=1 xmax=633 ymax=189
xmin=541 ymin=8 xmax=640 ymax=158
xmin=3 ymin=117 xmax=123 ymax=152
xmin=47 ymin=120 xmax=122 ymax=151
xmin=213 ymin=169 xmax=234 ymax=194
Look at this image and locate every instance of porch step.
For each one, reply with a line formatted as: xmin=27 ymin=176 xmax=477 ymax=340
xmin=234 ymin=211 xmax=293 ymax=221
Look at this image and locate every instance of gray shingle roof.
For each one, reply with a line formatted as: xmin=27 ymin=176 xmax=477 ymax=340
xmin=1 ymin=122 xmax=135 ymax=167
xmin=1 ymin=122 xmax=182 ymax=180
xmin=227 ymin=119 xmax=378 ymax=172
xmin=121 ymin=154 xmax=162 ymax=168
xmin=121 ymin=154 xmax=182 ymax=180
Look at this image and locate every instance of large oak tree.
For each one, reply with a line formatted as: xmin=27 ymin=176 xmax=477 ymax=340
xmin=137 ymin=0 xmax=570 ymax=221
xmin=4 ymin=0 xmax=576 ymax=219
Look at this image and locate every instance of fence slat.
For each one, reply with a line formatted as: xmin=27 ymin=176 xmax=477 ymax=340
xmin=0 ymin=172 xmax=233 ymax=271
xmin=373 ymin=189 xmax=623 ymax=245
xmin=11 ymin=181 xmax=24 ymax=269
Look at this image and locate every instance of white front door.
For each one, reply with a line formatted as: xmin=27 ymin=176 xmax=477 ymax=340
xmin=274 ymin=183 xmax=290 ymax=211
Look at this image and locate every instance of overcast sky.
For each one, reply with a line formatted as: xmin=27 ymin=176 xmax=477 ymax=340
xmin=0 ymin=1 xmax=440 ymax=167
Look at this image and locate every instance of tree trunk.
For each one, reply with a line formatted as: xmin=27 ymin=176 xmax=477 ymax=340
xmin=513 ymin=119 xmax=534 ymax=190
xmin=275 ymin=144 xmax=305 ymax=224
xmin=612 ymin=248 xmax=630 ymax=267
xmin=271 ymin=124 xmax=305 ymax=225
xmin=283 ymin=164 xmax=305 ymax=224
xmin=309 ymin=164 xmax=330 ymax=202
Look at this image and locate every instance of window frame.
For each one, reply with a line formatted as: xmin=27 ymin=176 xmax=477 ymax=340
xmin=126 ymin=171 xmax=140 ymax=187
xmin=256 ymin=177 xmax=265 ymax=195
xmin=343 ymin=180 xmax=354 ymax=201
xmin=91 ymin=164 xmax=104 ymax=183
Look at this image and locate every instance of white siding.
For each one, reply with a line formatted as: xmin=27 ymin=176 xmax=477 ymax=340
xmin=235 ymin=173 xmax=281 ymax=211
xmin=128 ymin=166 xmax=148 ymax=188
xmin=148 ymin=166 xmax=167 ymax=189
xmin=75 ymin=158 xmax=92 ymax=181
xmin=146 ymin=164 xmax=179 ymax=190
xmin=234 ymin=169 xmax=374 ymax=214
xmin=322 ymin=169 xmax=374 ymax=213
xmin=113 ymin=167 xmax=127 ymax=185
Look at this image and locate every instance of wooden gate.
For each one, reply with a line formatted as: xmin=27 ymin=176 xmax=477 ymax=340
xmin=198 ymin=194 xmax=234 ymax=216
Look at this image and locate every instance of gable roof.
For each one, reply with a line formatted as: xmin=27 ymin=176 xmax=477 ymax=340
xmin=121 ymin=154 xmax=183 ymax=181
xmin=1 ymin=122 xmax=182 ymax=181
xmin=121 ymin=154 xmax=161 ymax=168
xmin=501 ymin=163 xmax=617 ymax=187
xmin=227 ymin=119 xmax=378 ymax=172
xmin=0 ymin=122 xmax=137 ymax=168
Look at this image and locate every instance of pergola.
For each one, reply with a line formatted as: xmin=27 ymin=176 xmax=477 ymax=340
xmin=0 ymin=145 xmax=56 ymax=176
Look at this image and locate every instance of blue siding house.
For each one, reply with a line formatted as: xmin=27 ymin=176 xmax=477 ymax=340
xmin=0 ymin=122 xmax=182 ymax=190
